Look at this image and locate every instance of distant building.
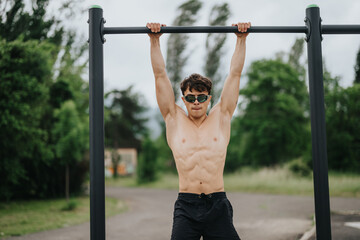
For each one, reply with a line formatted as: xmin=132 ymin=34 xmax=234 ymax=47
xmin=104 ymin=148 xmax=137 ymax=177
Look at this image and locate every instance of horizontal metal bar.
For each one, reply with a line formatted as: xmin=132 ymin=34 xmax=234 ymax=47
xmin=103 ymin=25 xmax=360 ymax=35
xmin=322 ymin=25 xmax=360 ymax=34
xmin=103 ymin=26 xmax=307 ymax=35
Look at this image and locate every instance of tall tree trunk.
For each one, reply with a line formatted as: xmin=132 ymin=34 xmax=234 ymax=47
xmin=65 ymin=164 xmax=69 ymax=202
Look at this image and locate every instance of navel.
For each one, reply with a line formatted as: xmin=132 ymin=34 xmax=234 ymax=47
xmin=200 ymin=182 xmax=202 ymax=184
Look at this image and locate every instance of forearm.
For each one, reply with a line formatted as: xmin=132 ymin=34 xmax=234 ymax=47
xmin=150 ymin=38 xmax=166 ymax=77
xmin=147 ymin=23 xmax=176 ymax=118
xmin=149 ymin=36 xmax=175 ymax=117
xmin=220 ymin=37 xmax=247 ymax=115
xmin=229 ymin=37 xmax=246 ymax=78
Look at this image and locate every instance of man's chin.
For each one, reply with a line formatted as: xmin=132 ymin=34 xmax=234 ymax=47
xmin=190 ymin=112 xmax=205 ymax=118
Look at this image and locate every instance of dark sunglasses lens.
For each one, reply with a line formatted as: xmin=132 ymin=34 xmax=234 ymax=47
xmin=185 ymin=95 xmax=195 ymax=103
xmin=197 ymin=95 xmax=208 ymax=103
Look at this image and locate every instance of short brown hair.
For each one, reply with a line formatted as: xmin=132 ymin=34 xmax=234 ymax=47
xmin=180 ymin=73 xmax=212 ymax=95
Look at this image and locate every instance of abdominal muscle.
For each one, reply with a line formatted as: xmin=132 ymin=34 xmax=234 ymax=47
xmin=166 ymin=105 xmax=230 ymax=195
xmin=175 ymin=147 xmax=227 ymax=194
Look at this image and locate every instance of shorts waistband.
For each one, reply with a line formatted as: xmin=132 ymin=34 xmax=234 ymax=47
xmin=178 ymin=191 xmax=226 ymax=200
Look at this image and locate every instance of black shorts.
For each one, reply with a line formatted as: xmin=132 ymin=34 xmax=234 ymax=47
xmin=171 ymin=192 xmax=241 ymax=240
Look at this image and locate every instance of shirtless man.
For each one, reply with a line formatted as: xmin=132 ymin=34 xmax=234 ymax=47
xmin=147 ymin=22 xmax=250 ymax=240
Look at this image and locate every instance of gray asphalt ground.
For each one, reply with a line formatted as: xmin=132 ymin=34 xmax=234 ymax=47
xmin=307 ymin=212 xmax=360 ymax=240
xmin=7 ymin=187 xmax=360 ymax=240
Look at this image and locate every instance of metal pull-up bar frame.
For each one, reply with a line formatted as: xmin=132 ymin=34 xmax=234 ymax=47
xmin=103 ymin=25 xmax=360 ymax=35
xmin=88 ymin=4 xmax=360 ymax=240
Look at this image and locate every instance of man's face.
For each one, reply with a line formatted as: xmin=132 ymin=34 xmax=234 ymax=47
xmin=181 ymin=88 xmax=212 ymax=119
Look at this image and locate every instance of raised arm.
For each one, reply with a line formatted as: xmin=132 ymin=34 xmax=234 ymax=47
xmin=219 ymin=22 xmax=251 ymax=116
xmin=147 ymin=23 xmax=176 ymax=120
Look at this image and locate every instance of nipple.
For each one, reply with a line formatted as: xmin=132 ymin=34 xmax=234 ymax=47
xmin=213 ymin=137 xmax=217 ymax=141
xmin=182 ymin=138 xmax=186 ymax=143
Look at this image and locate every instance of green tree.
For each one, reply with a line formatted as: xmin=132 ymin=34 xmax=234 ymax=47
xmin=204 ymin=3 xmax=230 ymax=107
xmin=49 ymin=80 xmax=73 ymax=108
xmin=45 ymin=32 xmax=89 ymax=199
xmin=323 ymin=64 xmax=341 ymax=96
xmin=325 ymin=84 xmax=360 ymax=172
xmin=52 ymin=101 xmax=87 ymax=202
xmin=104 ymin=86 xmax=148 ymax=151
xmin=166 ymin=0 xmax=202 ymax=101
xmin=137 ymin=136 xmax=159 ymax=184
xmin=323 ymin=65 xmax=360 ymax=172
xmin=0 ymin=0 xmax=64 ymax=45
xmin=54 ymin=31 xmax=88 ymax=112
xmin=0 ymin=0 xmax=89 ymax=200
xmin=45 ymin=31 xmax=89 ymax=145
xmin=231 ymin=59 xmax=309 ymax=167
xmin=0 ymin=39 xmax=55 ymax=200
xmin=354 ymin=46 xmax=360 ymax=84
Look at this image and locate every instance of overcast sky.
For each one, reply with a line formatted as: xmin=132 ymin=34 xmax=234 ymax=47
xmin=72 ymin=0 xmax=360 ymax=109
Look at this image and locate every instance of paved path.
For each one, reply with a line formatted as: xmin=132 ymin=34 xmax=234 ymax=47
xmin=308 ymin=212 xmax=360 ymax=240
xmin=8 ymin=187 xmax=360 ymax=240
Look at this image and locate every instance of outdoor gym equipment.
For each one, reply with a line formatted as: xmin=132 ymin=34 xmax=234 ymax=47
xmin=88 ymin=4 xmax=360 ymax=240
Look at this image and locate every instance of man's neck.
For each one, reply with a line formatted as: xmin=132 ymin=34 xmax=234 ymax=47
xmin=188 ymin=114 xmax=207 ymax=128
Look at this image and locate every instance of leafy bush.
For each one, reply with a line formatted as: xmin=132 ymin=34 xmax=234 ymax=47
xmin=230 ymin=59 xmax=310 ymax=167
xmin=137 ymin=136 xmax=159 ymax=184
xmin=61 ymin=199 xmax=79 ymax=211
xmin=287 ymin=158 xmax=312 ymax=177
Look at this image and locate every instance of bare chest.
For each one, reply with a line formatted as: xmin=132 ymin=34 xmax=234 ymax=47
xmin=166 ymin=112 xmax=230 ymax=157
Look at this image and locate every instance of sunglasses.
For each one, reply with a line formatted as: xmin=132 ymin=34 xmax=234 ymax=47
xmin=184 ymin=94 xmax=210 ymax=103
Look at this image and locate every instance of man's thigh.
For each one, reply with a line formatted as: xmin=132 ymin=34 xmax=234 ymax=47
xmin=171 ymin=214 xmax=202 ymax=240
xmin=171 ymin=200 xmax=203 ymax=240
xmin=203 ymin=199 xmax=241 ymax=240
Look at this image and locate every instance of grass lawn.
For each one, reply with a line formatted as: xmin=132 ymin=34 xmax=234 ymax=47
xmin=106 ymin=167 xmax=360 ymax=198
xmin=0 ymin=196 xmax=127 ymax=239
xmin=224 ymin=168 xmax=360 ymax=197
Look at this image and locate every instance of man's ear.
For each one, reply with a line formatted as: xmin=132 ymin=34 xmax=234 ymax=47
xmin=181 ymin=96 xmax=185 ymax=104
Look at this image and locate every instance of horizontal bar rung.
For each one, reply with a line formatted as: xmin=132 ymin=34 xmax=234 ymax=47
xmin=103 ymin=25 xmax=360 ymax=35
xmin=322 ymin=25 xmax=360 ymax=34
xmin=103 ymin=26 xmax=307 ymax=35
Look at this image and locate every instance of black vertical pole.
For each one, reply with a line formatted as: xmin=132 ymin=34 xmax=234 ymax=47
xmin=305 ymin=5 xmax=332 ymax=239
xmin=89 ymin=5 xmax=106 ymax=240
